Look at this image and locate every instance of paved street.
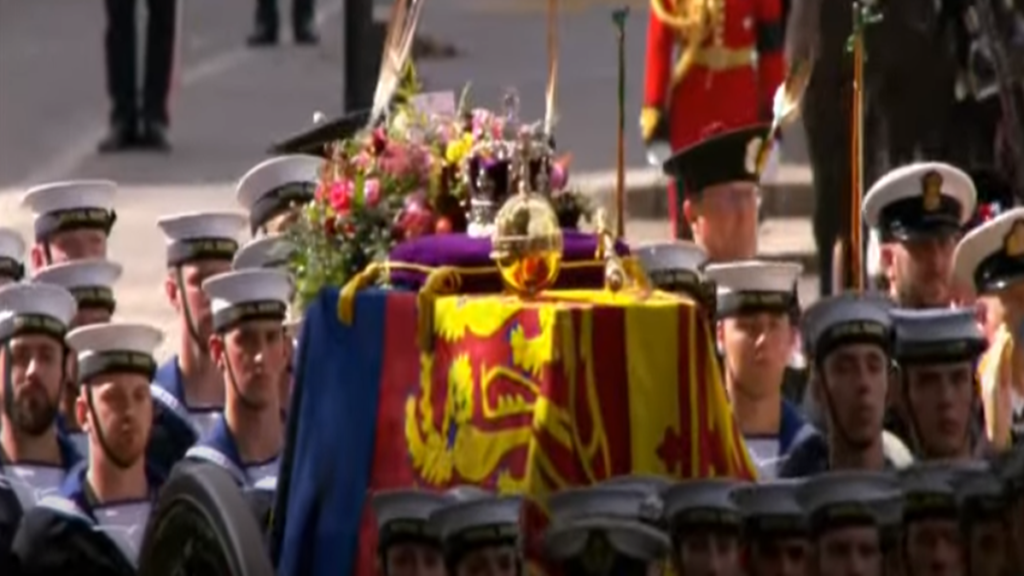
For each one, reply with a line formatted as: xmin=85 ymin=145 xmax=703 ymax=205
xmin=0 ymin=0 xmax=816 ymax=358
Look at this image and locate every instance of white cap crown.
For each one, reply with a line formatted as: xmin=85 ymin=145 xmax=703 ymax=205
xmin=634 ymin=241 xmax=708 ymax=274
xmin=232 ymin=234 xmax=296 ymax=270
xmin=704 ymin=260 xmax=803 ymax=294
xmin=157 ymin=211 xmax=247 ymax=242
xmin=952 ymin=207 xmax=1024 ymax=290
xmin=21 ymin=180 xmax=117 ymax=215
xmin=0 ymin=228 xmax=26 ymax=262
xmin=202 ymin=268 xmax=293 ymax=315
xmin=0 ymin=282 xmax=77 ymax=327
xmin=66 ymin=322 xmax=164 ymax=358
xmin=236 ymin=155 xmax=323 ymax=211
xmin=863 ymin=162 xmax=976 ymax=228
xmin=33 ymin=258 xmax=123 ymax=289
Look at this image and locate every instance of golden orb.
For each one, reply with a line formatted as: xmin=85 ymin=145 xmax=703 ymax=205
xmin=490 ymin=192 xmax=564 ymax=298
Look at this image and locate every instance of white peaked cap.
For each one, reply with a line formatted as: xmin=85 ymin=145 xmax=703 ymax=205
xmin=0 ymin=228 xmax=26 ymax=261
xmin=33 ymin=258 xmax=123 ymax=289
xmin=202 ymin=268 xmax=293 ymax=316
xmin=157 ymin=211 xmax=248 ymax=242
xmin=0 ymin=282 xmax=77 ymax=327
xmin=704 ymin=260 xmax=803 ymax=294
xmin=236 ymin=155 xmax=323 ymax=211
xmin=952 ymin=207 xmax=1024 ymax=289
xmin=21 ymin=180 xmax=117 ymax=215
xmin=863 ymin=162 xmax=976 ymax=228
xmin=634 ymin=241 xmax=708 ymax=274
xmin=232 ymin=234 xmax=296 ymax=270
xmin=65 ymin=322 xmax=163 ymax=358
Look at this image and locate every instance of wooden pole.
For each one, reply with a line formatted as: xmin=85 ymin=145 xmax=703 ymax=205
xmin=613 ymin=8 xmax=630 ymax=239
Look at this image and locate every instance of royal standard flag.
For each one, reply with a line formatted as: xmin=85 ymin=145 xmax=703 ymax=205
xmin=276 ymin=287 xmax=754 ymax=576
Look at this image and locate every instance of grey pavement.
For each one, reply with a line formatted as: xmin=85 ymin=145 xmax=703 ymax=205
xmin=0 ymin=0 xmax=816 ymax=359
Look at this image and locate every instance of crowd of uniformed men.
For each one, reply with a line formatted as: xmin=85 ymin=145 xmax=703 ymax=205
xmin=0 ymin=123 xmax=1022 ymax=575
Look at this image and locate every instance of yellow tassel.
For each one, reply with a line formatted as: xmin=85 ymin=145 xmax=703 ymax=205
xmin=337 ymin=263 xmax=384 ymax=324
xmin=417 ymin=266 xmax=463 ymax=351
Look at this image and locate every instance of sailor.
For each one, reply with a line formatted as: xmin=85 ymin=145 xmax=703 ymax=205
xmin=662 ymin=479 xmax=747 ymax=576
xmin=32 ymin=259 xmax=124 ymax=458
xmin=11 ymin=322 xmax=164 ymax=575
xmin=862 ymin=162 xmax=976 ymax=309
xmin=20 ymin=180 xmax=117 ymax=270
xmin=0 ymin=283 xmax=80 ymax=557
xmin=953 ymin=207 xmax=1024 ymax=450
xmin=428 ymin=492 xmax=523 ymax=576
xmin=236 ymin=154 xmax=322 ymax=237
xmin=889 ymin=308 xmax=988 ymax=461
xmin=543 ymin=484 xmax=670 ymax=576
xmin=371 ymin=490 xmax=449 ymax=576
xmin=233 ymin=233 xmax=298 ymax=418
xmin=795 ymin=471 xmax=902 ymax=576
xmin=182 ymin=268 xmax=292 ymax=500
xmin=633 ymin=240 xmax=716 ymax=314
xmin=660 ymin=124 xmax=770 ymax=263
xmin=0 ymin=228 xmax=26 ymax=287
xmin=704 ymin=260 xmax=813 ymax=478
xmin=151 ymin=211 xmax=247 ymax=449
xmin=781 ymin=292 xmax=904 ymax=477
xmin=731 ymin=480 xmax=809 ymax=576
xmin=898 ymin=462 xmax=974 ymax=576
xmin=952 ymin=466 xmax=1011 ymax=576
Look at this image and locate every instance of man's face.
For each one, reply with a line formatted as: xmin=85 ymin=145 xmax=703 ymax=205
xmin=903 ymin=362 xmax=974 ymax=458
xmin=264 ymin=208 xmax=302 ymax=235
xmin=674 ymin=531 xmax=742 ymax=576
xmin=721 ymin=313 xmax=793 ymax=399
xmin=816 ymin=527 xmax=882 ymax=576
xmin=965 ymin=520 xmax=1009 ymax=576
xmin=383 ymin=542 xmax=445 ymax=576
xmin=455 ymin=544 xmax=518 ymax=576
xmin=78 ymin=373 xmax=152 ymax=466
xmin=689 ymin=182 xmax=758 ymax=262
xmin=819 ymin=344 xmax=889 ymax=446
xmin=214 ymin=319 xmax=287 ymax=410
xmin=904 ymin=519 xmax=963 ymax=576
xmin=31 ymin=228 xmax=108 ymax=268
xmin=166 ymin=259 xmax=232 ymax=342
xmin=883 ymin=235 xmax=957 ymax=308
xmin=750 ymin=537 xmax=809 ymax=576
xmin=0 ymin=335 xmax=63 ymax=436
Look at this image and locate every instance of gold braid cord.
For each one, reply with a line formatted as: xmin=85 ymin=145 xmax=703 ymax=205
xmin=650 ymin=0 xmax=724 ymax=85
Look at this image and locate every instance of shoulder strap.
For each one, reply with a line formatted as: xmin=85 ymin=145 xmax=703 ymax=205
xmin=185 ymin=445 xmax=248 ymax=486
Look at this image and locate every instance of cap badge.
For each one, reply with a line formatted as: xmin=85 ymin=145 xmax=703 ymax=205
xmin=921 ymin=171 xmax=943 ymax=212
xmin=745 ymin=137 xmax=763 ymax=176
xmin=1005 ymin=219 xmax=1024 ymax=258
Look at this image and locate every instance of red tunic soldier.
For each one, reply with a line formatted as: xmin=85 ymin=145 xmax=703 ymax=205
xmin=642 ymin=0 xmax=785 ymax=235
xmin=641 ymin=0 xmax=785 ymax=153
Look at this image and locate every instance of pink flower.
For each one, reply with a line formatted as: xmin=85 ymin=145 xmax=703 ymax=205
xmin=328 ymin=180 xmax=353 ymax=213
xmin=364 ymin=178 xmax=381 ymax=206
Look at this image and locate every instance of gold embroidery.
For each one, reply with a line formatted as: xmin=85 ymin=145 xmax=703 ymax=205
xmin=1005 ymin=219 xmax=1024 ymax=257
xmin=921 ymin=171 xmax=943 ymax=212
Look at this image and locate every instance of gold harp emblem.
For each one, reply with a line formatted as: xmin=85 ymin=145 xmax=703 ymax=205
xmin=921 ymin=171 xmax=943 ymax=212
xmin=1004 ymin=219 xmax=1024 ymax=258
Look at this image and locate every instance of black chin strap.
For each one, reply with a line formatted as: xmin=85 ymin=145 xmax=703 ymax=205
xmin=174 ymin=267 xmax=206 ymax=353
xmin=84 ymin=384 xmax=132 ymax=469
xmin=816 ymin=368 xmax=873 ymax=456
xmin=222 ymin=342 xmax=263 ymax=411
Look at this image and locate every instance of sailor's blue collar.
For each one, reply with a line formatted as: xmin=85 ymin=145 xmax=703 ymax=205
xmin=197 ymin=415 xmax=279 ymax=470
xmin=0 ymin=427 xmax=84 ymax=471
xmin=58 ymin=461 xmax=164 ymax=518
xmin=153 ymin=355 xmax=184 ymax=403
xmin=778 ymin=400 xmax=810 ymax=454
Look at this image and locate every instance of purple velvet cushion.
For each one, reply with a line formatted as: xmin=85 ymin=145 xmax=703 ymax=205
xmin=387 ymin=232 xmax=629 ymax=292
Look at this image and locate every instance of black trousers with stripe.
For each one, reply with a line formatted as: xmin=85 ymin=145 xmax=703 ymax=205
xmin=104 ymin=0 xmax=177 ymax=126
